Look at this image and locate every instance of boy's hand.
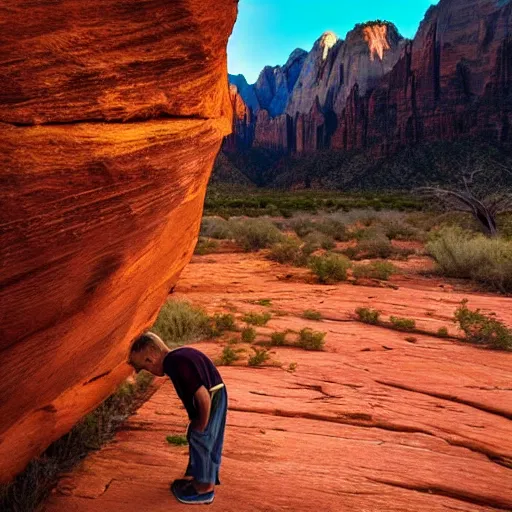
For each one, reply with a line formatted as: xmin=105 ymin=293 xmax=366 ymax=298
xmin=191 ymin=386 xmax=211 ymax=433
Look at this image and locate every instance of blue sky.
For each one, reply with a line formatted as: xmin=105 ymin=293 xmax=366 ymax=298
xmin=228 ymin=0 xmax=440 ymax=83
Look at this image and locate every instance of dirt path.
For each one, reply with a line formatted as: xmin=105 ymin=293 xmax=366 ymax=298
xmin=45 ymin=253 xmax=512 ymax=511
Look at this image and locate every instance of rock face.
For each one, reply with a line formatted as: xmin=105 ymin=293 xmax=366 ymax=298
xmin=0 ymin=0 xmax=237 ymax=483
xmin=223 ymin=84 xmax=255 ymax=151
xmin=227 ymin=0 xmax=512 ymax=159
xmin=254 ymin=48 xmax=308 ymax=117
xmin=228 ymin=21 xmax=404 ymax=154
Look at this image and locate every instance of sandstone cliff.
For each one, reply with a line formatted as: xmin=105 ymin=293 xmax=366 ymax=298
xmin=226 ymin=0 xmax=512 ymax=166
xmin=0 ymin=0 xmax=237 ymax=482
xmin=228 ymin=21 xmax=404 ymax=154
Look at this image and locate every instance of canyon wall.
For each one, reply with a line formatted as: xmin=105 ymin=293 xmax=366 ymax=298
xmin=0 ymin=0 xmax=237 ymax=482
xmin=227 ymin=0 xmax=512 ymax=159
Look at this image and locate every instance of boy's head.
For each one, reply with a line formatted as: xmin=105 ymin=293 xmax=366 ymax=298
xmin=129 ymin=332 xmax=170 ymax=377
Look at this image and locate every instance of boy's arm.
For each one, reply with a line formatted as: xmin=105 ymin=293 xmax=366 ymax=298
xmin=190 ymin=386 xmax=211 ymax=433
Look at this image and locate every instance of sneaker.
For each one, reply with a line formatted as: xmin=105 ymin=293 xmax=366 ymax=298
xmin=171 ymin=481 xmax=215 ymax=505
xmin=171 ymin=478 xmax=192 ymax=489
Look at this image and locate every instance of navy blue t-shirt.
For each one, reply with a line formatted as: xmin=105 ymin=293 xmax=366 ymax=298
xmin=163 ymin=347 xmax=223 ymax=420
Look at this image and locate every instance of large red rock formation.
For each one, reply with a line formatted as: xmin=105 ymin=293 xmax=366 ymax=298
xmin=223 ymin=84 xmax=254 ymax=151
xmin=0 ymin=0 xmax=237 ymax=483
xmin=335 ymin=0 xmax=512 ymax=155
xmin=228 ymin=21 xmax=404 ymax=154
xmin=227 ymin=0 xmax=512 ymax=159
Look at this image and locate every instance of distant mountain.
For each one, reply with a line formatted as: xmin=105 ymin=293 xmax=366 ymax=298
xmin=222 ymin=0 xmax=512 ymax=188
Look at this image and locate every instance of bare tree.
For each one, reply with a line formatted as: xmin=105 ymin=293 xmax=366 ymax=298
xmin=420 ymin=158 xmax=512 ymax=237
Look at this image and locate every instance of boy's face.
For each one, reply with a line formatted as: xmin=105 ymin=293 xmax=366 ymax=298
xmin=129 ymin=348 xmax=165 ymax=377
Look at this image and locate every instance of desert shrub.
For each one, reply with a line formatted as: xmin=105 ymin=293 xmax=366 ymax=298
xmin=254 ymin=299 xmax=272 ymax=306
xmin=152 ymin=301 xmax=211 ymax=346
xmin=248 ymin=347 xmax=270 ymax=366
xmin=437 ymin=327 xmax=449 ymax=338
xmin=290 ymin=217 xmax=316 ymax=237
xmin=426 ymin=227 xmax=512 ymax=293
xmin=454 ymin=300 xmax=512 ymax=350
xmin=302 ymin=231 xmax=336 ymax=251
xmin=355 ymin=307 xmax=381 ymax=325
xmin=351 ymin=226 xmax=382 ymax=241
xmin=270 ymin=331 xmax=287 ymax=346
xmin=194 ymin=237 xmax=219 ymax=255
xmin=308 ymin=253 xmax=351 ymax=283
xmin=314 ymin=217 xmax=348 ymax=241
xmin=353 ymin=261 xmax=396 ymax=280
xmin=166 ymin=435 xmax=188 ymax=446
xmin=389 ymin=316 xmax=416 ymax=332
xmin=267 ymin=237 xmax=308 ymax=266
xmin=356 ymin=234 xmax=393 ymax=259
xmin=427 ymin=227 xmax=485 ymax=277
xmin=228 ymin=218 xmax=285 ymax=252
xmin=302 ymin=310 xmax=322 ymax=321
xmin=287 ymin=362 xmax=298 ymax=372
xmin=382 ymin=218 xmax=421 ymax=240
xmin=241 ymin=327 xmax=257 ymax=343
xmin=219 ymin=345 xmax=240 ymax=365
xmin=200 ymin=217 xmax=232 ymax=239
xmin=296 ymin=328 xmax=326 ymax=351
xmin=242 ymin=312 xmax=272 ymax=326
xmin=212 ymin=313 xmax=237 ymax=333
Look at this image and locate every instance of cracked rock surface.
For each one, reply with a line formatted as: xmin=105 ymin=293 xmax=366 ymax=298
xmin=46 ymin=253 xmax=512 ymax=511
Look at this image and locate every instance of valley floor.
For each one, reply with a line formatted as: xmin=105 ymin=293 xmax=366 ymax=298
xmin=45 ymin=252 xmax=512 ymax=511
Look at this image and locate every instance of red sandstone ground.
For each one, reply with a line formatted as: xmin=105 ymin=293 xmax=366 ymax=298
xmin=46 ymin=252 xmax=512 ymax=511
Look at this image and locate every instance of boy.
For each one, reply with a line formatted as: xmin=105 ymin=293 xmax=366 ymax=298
xmin=129 ymin=332 xmax=227 ymax=505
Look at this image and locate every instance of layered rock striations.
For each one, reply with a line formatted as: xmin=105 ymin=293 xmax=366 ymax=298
xmin=227 ymin=0 xmax=512 ymax=160
xmin=228 ymin=21 xmax=404 ymax=154
xmin=0 ymin=0 xmax=237 ymax=482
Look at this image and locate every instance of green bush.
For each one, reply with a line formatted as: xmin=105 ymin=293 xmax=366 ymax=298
xmin=315 ymin=218 xmax=348 ymax=241
xmin=302 ymin=231 xmax=336 ymax=251
xmin=255 ymin=299 xmax=272 ymax=306
xmin=290 ymin=218 xmax=316 ymax=237
xmin=242 ymin=312 xmax=272 ymax=326
xmin=200 ymin=217 xmax=232 ymax=239
xmin=355 ymin=307 xmax=381 ymax=325
xmin=241 ymin=327 xmax=257 ymax=343
xmin=353 ymin=261 xmax=396 ymax=280
xmin=229 ymin=218 xmax=285 ymax=252
xmin=194 ymin=237 xmax=219 ymax=255
xmin=166 ymin=435 xmax=188 ymax=446
xmin=356 ymin=234 xmax=393 ymax=259
xmin=302 ymin=310 xmax=322 ymax=321
xmin=426 ymin=227 xmax=512 ymax=293
xmin=212 ymin=313 xmax=237 ymax=333
xmin=287 ymin=362 xmax=298 ymax=372
xmin=270 ymin=331 xmax=287 ymax=346
xmin=152 ymin=301 xmax=211 ymax=346
xmin=308 ymin=253 xmax=351 ymax=283
xmin=218 ymin=345 xmax=240 ymax=366
xmin=389 ymin=316 xmax=416 ymax=332
xmin=351 ymin=226 xmax=381 ymax=241
xmin=267 ymin=237 xmax=308 ymax=266
xmin=296 ymin=329 xmax=326 ymax=351
xmin=382 ymin=218 xmax=421 ymax=240
xmin=454 ymin=300 xmax=512 ymax=350
xmin=248 ymin=347 xmax=270 ymax=366
xmin=437 ymin=327 xmax=449 ymax=338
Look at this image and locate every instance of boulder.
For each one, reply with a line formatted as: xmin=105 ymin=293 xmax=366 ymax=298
xmin=0 ymin=0 xmax=237 ymax=482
